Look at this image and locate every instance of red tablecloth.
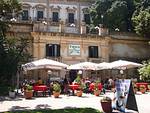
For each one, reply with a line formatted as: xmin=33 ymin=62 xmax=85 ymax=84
xmin=69 ymin=84 xmax=79 ymax=91
xmin=136 ymin=83 xmax=148 ymax=90
xmin=33 ymin=85 xmax=48 ymax=91
xmin=89 ymin=83 xmax=102 ymax=91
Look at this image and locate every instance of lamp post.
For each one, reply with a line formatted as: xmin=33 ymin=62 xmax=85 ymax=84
xmin=10 ymin=9 xmax=17 ymax=22
xmin=101 ymin=14 xmax=104 ymax=27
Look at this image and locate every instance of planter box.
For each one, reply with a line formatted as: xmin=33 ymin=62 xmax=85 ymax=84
xmin=101 ymin=101 xmax=112 ymax=113
xmin=76 ymin=90 xmax=83 ymax=97
xmin=53 ymin=91 xmax=60 ymax=98
xmin=24 ymin=90 xmax=33 ymax=99
xmin=94 ymin=90 xmax=100 ymax=96
xmin=9 ymin=91 xmax=16 ymax=98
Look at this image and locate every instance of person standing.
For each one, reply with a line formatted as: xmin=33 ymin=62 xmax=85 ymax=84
xmin=63 ymin=76 xmax=69 ymax=95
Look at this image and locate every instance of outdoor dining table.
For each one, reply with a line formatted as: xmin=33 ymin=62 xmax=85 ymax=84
xmin=33 ymin=85 xmax=48 ymax=96
xmin=136 ymin=82 xmax=149 ymax=90
xmin=69 ymin=84 xmax=79 ymax=96
xmin=89 ymin=83 xmax=102 ymax=92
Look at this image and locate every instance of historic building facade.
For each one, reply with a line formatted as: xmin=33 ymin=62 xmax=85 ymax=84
xmin=19 ymin=0 xmax=95 ymax=34
xmin=8 ymin=0 xmax=150 ymax=79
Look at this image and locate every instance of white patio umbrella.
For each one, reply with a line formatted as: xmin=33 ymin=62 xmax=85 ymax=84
xmin=67 ymin=61 xmax=98 ymax=70
xmin=110 ymin=60 xmax=142 ymax=70
xmin=22 ymin=58 xmax=68 ymax=71
xmin=97 ymin=62 xmax=112 ymax=70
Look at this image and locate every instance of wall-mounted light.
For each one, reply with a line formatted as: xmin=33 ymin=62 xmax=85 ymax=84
xmin=42 ymin=21 xmax=47 ymax=25
xmin=10 ymin=18 xmax=17 ymax=22
xmin=70 ymin=23 xmax=75 ymax=27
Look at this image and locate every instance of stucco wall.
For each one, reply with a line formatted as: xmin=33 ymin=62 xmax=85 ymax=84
xmin=31 ymin=32 xmax=109 ymax=65
xmin=109 ymin=34 xmax=150 ymax=62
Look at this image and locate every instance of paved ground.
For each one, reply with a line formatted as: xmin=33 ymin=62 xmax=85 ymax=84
xmin=0 ymin=92 xmax=150 ymax=113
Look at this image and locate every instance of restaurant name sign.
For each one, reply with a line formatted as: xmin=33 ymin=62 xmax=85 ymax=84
xmin=69 ymin=44 xmax=80 ymax=55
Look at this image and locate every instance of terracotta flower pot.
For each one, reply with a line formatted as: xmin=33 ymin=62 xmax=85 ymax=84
xmin=24 ymin=90 xmax=33 ymax=99
xmin=140 ymin=88 xmax=146 ymax=94
xmin=101 ymin=101 xmax=112 ymax=113
xmin=94 ymin=90 xmax=100 ymax=96
xmin=140 ymin=85 xmax=146 ymax=94
xmin=76 ymin=90 xmax=83 ymax=97
xmin=53 ymin=91 xmax=60 ymax=98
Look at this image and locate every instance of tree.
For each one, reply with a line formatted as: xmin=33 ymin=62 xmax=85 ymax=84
xmin=132 ymin=9 xmax=150 ymax=37
xmin=0 ymin=0 xmax=21 ymax=20
xmin=132 ymin=0 xmax=150 ymax=37
xmin=89 ymin=0 xmax=135 ymax=32
xmin=138 ymin=60 xmax=150 ymax=82
xmin=0 ymin=0 xmax=31 ymax=85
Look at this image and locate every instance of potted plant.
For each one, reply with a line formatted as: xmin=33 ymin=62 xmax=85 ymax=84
xmin=53 ymin=83 xmax=61 ymax=98
xmin=8 ymin=87 xmax=16 ymax=98
xmin=74 ymin=75 xmax=84 ymax=97
xmin=24 ymin=84 xmax=33 ymax=99
xmin=139 ymin=85 xmax=146 ymax=94
xmin=94 ymin=81 xmax=101 ymax=96
xmin=76 ymin=83 xmax=84 ymax=97
xmin=100 ymin=96 xmax=112 ymax=113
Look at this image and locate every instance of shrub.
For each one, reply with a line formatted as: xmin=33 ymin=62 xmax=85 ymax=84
xmin=26 ymin=84 xmax=33 ymax=91
xmin=100 ymin=96 xmax=112 ymax=102
xmin=53 ymin=83 xmax=61 ymax=92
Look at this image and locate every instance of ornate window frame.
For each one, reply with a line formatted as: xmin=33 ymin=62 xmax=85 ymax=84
xmin=66 ymin=7 xmax=77 ymax=26
xmin=34 ymin=4 xmax=46 ymax=21
xmin=50 ymin=6 xmax=61 ymax=26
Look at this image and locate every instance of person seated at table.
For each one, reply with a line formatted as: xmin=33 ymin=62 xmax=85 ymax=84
xmin=21 ymin=78 xmax=28 ymax=93
xmin=63 ymin=76 xmax=70 ymax=95
xmin=83 ymin=81 xmax=91 ymax=94
xmin=37 ymin=77 xmax=43 ymax=85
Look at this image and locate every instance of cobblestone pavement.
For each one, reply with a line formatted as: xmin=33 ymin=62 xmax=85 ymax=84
xmin=0 ymin=92 xmax=149 ymax=113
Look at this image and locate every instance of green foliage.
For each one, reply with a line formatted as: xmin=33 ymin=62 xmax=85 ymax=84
xmin=74 ymin=75 xmax=85 ymax=90
xmin=89 ymin=0 xmax=135 ymax=32
xmin=53 ymin=83 xmax=61 ymax=92
xmin=0 ymin=85 xmax=10 ymax=96
xmin=8 ymin=86 xmax=15 ymax=92
xmin=75 ymin=75 xmax=82 ymax=84
xmin=132 ymin=0 xmax=150 ymax=37
xmin=0 ymin=36 xmax=32 ymax=85
xmin=100 ymin=96 xmax=112 ymax=102
xmin=0 ymin=0 xmax=21 ymax=20
xmin=0 ymin=0 xmax=31 ymax=85
xmin=138 ymin=60 xmax=150 ymax=82
xmin=132 ymin=8 xmax=150 ymax=37
xmin=26 ymin=85 xmax=33 ymax=91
